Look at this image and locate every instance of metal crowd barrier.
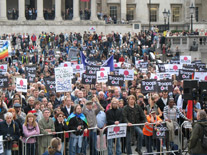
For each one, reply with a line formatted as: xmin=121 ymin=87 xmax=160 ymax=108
xmin=0 ymin=121 xmax=186 ymax=155
xmin=0 ymin=138 xmax=21 ymax=155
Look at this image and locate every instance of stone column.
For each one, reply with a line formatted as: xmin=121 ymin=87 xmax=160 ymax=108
xmin=101 ymin=0 xmax=107 ymax=15
xmin=18 ymin=0 xmax=26 ymax=21
xmin=36 ymin=0 xmax=44 ymax=20
xmin=73 ymin=0 xmax=80 ymax=21
xmin=55 ymin=0 xmax=62 ymax=21
xmin=121 ymin=0 xmax=126 ymax=20
xmin=0 ymin=0 xmax=7 ymax=20
xmin=91 ymin=0 xmax=98 ymax=21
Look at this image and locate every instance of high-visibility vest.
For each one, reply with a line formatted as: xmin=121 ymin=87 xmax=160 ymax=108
xmin=143 ymin=115 xmax=162 ymax=136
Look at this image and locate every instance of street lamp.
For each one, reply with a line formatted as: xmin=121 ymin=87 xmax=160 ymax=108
xmin=189 ymin=3 xmax=195 ymax=33
xmin=163 ymin=9 xmax=167 ymax=31
xmin=149 ymin=0 xmax=151 ymax=31
xmin=167 ymin=10 xmax=170 ymax=30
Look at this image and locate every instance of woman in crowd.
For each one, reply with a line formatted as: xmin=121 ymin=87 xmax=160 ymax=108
xmin=43 ymin=137 xmax=62 ymax=155
xmin=145 ymin=95 xmax=162 ymax=118
xmin=68 ymin=104 xmax=88 ymax=155
xmin=22 ymin=113 xmax=40 ymax=155
xmin=54 ymin=111 xmax=68 ymax=154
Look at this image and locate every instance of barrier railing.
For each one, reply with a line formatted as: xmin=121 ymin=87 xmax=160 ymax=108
xmin=0 ymin=121 xmax=186 ymax=155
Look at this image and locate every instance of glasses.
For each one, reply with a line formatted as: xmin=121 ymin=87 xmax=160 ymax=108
xmin=58 ymin=115 xmax=63 ymax=117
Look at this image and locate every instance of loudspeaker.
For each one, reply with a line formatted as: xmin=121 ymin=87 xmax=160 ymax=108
xmin=183 ymin=80 xmax=198 ymax=100
xmin=199 ymin=82 xmax=207 ymax=99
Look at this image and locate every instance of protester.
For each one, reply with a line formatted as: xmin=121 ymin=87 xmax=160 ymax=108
xmin=68 ymin=104 xmax=88 ymax=155
xmin=189 ymin=110 xmax=207 ymax=155
xmin=22 ymin=113 xmax=40 ymax=155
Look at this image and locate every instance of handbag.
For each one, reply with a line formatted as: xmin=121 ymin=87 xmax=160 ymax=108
xmin=12 ymin=122 xmax=19 ymax=151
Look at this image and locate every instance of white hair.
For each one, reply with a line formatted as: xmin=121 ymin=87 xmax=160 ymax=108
xmin=27 ymin=96 xmax=35 ymax=103
xmin=4 ymin=112 xmax=13 ymax=120
xmin=98 ymin=91 xmax=105 ymax=96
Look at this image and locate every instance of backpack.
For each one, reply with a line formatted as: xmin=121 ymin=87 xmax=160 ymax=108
xmin=200 ymin=124 xmax=207 ymax=149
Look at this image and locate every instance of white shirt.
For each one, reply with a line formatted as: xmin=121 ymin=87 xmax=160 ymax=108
xmin=66 ymin=105 xmax=71 ymax=115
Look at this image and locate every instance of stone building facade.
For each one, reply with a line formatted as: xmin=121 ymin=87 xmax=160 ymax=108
xmin=0 ymin=0 xmax=206 ymax=34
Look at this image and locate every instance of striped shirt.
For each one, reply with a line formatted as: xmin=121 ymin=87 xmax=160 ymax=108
xmin=163 ymin=105 xmax=187 ymax=121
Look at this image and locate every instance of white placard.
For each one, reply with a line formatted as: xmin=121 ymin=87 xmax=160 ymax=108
xmin=55 ymin=67 xmax=72 ymax=92
xmin=0 ymin=64 xmax=7 ymax=75
xmin=0 ymin=136 xmax=3 ymax=154
xmin=72 ymin=64 xmax=84 ymax=73
xmin=107 ymin=124 xmax=127 ymax=140
xmin=100 ymin=67 xmax=110 ymax=74
xmin=180 ymin=56 xmax=191 ymax=65
xmin=114 ymin=63 xmax=121 ymax=68
xmin=168 ymin=64 xmax=182 ymax=72
xmin=150 ymin=73 xmax=159 ymax=80
xmin=119 ymin=69 xmax=134 ymax=81
xmin=97 ymin=71 xmax=108 ymax=83
xmin=194 ymin=72 xmax=207 ymax=81
xmin=60 ymin=62 xmax=71 ymax=67
xmin=16 ymin=78 xmax=27 ymax=93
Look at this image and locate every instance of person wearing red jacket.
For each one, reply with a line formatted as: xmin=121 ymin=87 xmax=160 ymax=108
xmin=119 ymin=54 xmax=125 ymax=62
xmin=31 ymin=34 xmax=37 ymax=46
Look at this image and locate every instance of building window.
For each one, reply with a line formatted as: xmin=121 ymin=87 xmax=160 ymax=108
xmin=195 ymin=7 xmax=199 ymax=22
xmin=149 ymin=5 xmax=158 ymax=22
xmin=127 ymin=6 xmax=135 ymax=21
xmin=110 ymin=6 xmax=117 ymax=18
xmin=172 ymin=6 xmax=181 ymax=22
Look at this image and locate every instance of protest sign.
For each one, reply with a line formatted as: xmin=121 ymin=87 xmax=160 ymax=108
xmin=86 ymin=66 xmax=100 ymax=74
xmin=16 ymin=78 xmax=27 ymax=92
xmin=100 ymin=67 xmax=110 ymax=74
xmin=55 ymin=67 xmax=72 ymax=92
xmin=119 ymin=69 xmax=134 ymax=81
xmin=72 ymin=64 xmax=84 ymax=73
xmin=140 ymin=62 xmax=148 ymax=68
xmin=180 ymin=56 xmax=191 ymax=64
xmin=44 ymin=78 xmax=56 ymax=92
xmin=157 ymin=80 xmax=173 ymax=93
xmin=135 ymin=60 xmax=144 ymax=68
xmin=178 ymin=70 xmax=194 ymax=80
xmin=170 ymin=59 xmax=180 ymax=64
xmin=25 ymin=65 xmax=36 ymax=83
xmin=196 ymin=63 xmax=206 ymax=69
xmin=157 ymin=73 xmax=172 ymax=80
xmin=154 ymin=124 xmax=169 ymax=139
xmin=60 ymin=62 xmax=71 ymax=67
xmin=141 ymin=79 xmax=157 ymax=93
xmin=0 ymin=64 xmax=7 ymax=75
xmin=0 ymin=76 xmax=8 ymax=88
xmin=168 ymin=64 xmax=182 ymax=72
xmin=157 ymin=63 xmax=166 ymax=72
xmin=107 ymin=124 xmax=127 ymax=140
xmin=0 ymin=136 xmax=3 ymax=154
xmin=182 ymin=66 xmax=195 ymax=71
xmin=194 ymin=72 xmax=207 ymax=81
xmin=68 ymin=48 xmax=79 ymax=60
xmin=82 ymin=74 xmax=96 ymax=84
xmin=114 ymin=63 xmax=121 ymax=68
xmin=97 ymin=71 xmax=108 ymax=83
xmin=108 ymin=75 xmax=124 ymax=86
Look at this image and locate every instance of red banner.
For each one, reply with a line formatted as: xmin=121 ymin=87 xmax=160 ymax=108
xmin=187 ymin=100 xmax=193 ymax=120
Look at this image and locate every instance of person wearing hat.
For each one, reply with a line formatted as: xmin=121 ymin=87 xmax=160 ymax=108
xmin=163 ymin=98 xmax=190 ymax=148
xmin=82 ymin=97 xmax=102 ymax=155
xmin=14 ymin=103 xmax=26 ymax=125
xmin=143 ymin=109 xmax=162 ymax=154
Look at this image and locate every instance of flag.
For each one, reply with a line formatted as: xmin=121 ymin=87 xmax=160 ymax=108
xmin=187 ymin=100 xmax=193 ymax=120
xmin=66 ymin=112 xmax=88 ymax=126
xmin=80 ymin=51 xmax=87 ymax=68
xmin=0 ymin=41 xmax=9 ymax=60
xmin=101 ymin=55 xmax=114 ymax=72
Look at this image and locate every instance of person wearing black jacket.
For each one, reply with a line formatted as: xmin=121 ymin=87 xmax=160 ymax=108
xmin=68 ymin=104 xmax=88 ymax=155
xmin=0 ymin=112 xmax=20 ymax=154
xmin=54 ymin=112 xmax=68 ymax=154
xmin=106 ymin=98 xmax=122 ymax=155
xmin=61 ymin=97 xmax=74 ymax=118
xmin=156 ymin=91 xmax=169 ymax=119
xmin=122 ymin=95 xmax=146 ymax=155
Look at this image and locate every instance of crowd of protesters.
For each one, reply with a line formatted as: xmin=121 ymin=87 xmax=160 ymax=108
xmin=0 ymin=29 xmax=207 ymax=155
